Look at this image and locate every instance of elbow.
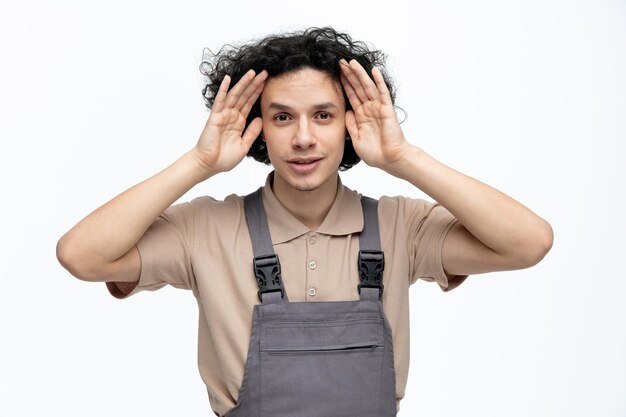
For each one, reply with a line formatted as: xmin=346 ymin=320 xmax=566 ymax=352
xmin=56 ymin=234 xmax=74 ymax=273
xmin=516 ymin=221 xmax=554 ymax=268
xmin=56 ymin=234 xmax=100 ymax=282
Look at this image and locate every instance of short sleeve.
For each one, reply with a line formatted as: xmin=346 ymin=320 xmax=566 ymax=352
xmin=403 ymin=198 xmax=469 ymax=291
xmin=106 ymin=201 xmax=197 ymax=299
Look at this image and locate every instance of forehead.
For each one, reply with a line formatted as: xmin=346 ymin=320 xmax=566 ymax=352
xmin=261 ymin=68 xmax=345 ymax=108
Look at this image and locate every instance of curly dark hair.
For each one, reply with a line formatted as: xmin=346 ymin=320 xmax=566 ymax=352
xmin=199 ymin=27 xmax=397 ymax=171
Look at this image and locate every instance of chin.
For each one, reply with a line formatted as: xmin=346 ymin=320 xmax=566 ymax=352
xmin=295 ymin=186 xmax=318 ymax=192
xmin=292 ymin=181 xmax=320 ymax=192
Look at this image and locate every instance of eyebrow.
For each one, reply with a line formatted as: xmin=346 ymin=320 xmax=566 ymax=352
xmin=267 ymin=102 xmax=339 ymax=111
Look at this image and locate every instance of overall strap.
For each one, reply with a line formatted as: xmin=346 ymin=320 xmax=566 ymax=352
xmin=358 ymin=196 xmax=385 ymax=301
xmin=244 ymin=188 xmax=288 ymax=304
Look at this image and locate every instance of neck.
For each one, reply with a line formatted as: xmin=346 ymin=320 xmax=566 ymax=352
xmin=271 ymin=173 xmax=339 ymax=230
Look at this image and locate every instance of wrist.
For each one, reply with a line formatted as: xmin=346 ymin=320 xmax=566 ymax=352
xmin=183 ymin=148 xmax=220 ymax=185
xmin=383 ymin=144 xmax=424 ymax=179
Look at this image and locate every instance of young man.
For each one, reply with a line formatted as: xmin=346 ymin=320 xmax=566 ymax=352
xmin=57 ymin=27 xmax=553 ymax=416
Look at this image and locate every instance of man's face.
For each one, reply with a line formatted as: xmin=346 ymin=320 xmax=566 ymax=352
xmin=260 ymin=68 xmax=346 ymax=197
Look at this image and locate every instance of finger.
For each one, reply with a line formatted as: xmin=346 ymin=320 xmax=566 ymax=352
xmin=372 ymin=67 xmax=392 ymax=107
xmin=339 ymin=59 xmax=369 ymax=103
xmin=348 ymin=59 xmax=380 ymax=102
xmin=345 ymin=110 xmax=359 ymax=141
xmin=342 ymin=59 xmax=380 ymax=101
xmin=241 ymin=117 xmax=263 ymax=150
xmin=224 ymin=69 xmax=256 ymax=108
xmin=240 ymin=81 xmax=265 ymax=117
xmin=212 ymin=75 xmax=231 ymax=113
xmin=340 ymin=73 xmax=362 ymax=109
xmin=235 ymin=70 xmax=267 ymax=112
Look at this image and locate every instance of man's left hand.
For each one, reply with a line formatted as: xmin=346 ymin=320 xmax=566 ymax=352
xmin=339 ymin=58 xmax=411 ymax=174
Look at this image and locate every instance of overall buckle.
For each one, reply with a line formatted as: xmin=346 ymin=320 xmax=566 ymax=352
xmin=358 ymin=250 xmax=385 ymax=299
xmin=253 ymin=254 xmax=284 ymax=302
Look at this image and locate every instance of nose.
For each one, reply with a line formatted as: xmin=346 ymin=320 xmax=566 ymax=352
xmin=292 ymin=119 xmax=316 ymax=149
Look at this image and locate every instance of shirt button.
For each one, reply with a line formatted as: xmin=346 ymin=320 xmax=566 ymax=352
xmin=308 ymin=286 xmax=317 ymax=296
xmin=308 ymin=235 xmax=317 ymax=244
xmin=308 ymin=260 xmax=317 ymax=270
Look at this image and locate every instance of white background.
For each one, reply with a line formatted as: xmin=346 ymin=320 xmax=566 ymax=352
xmin=1 ymin=0 xmax=625 ymax=416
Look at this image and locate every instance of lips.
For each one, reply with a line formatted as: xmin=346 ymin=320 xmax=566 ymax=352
xmin=289 ymin=158 xmax=321 ymax=164
xmin=287 ymin=157 xmax=322 ymax=173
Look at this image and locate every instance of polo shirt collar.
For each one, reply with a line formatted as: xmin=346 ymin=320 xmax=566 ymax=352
xmin=261 ymin=172 xmax=364 ymax=244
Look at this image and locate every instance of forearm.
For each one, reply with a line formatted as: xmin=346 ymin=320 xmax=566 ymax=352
xmin=390 ymin=145 xmax=553 ymax=259
xmin=338 ymin=57 xmax=551 ymax=269
xmin=58 ymin=69 xmax=267 ymax=282
xmin=57 ymin=149 xmax=213 ymax=278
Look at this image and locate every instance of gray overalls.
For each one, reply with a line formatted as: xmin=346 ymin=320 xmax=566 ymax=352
xmin=223 ymin=188 xmax=397 ymax=416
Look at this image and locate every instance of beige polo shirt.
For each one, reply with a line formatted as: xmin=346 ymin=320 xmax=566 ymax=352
xmin=106 ymin=173 xmax=468 ymax=416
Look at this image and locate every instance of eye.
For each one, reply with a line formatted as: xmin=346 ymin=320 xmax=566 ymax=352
xmin=317 ymin=112 xmax=332 ymax=120
xmin=273 ymin=114 xmax=291 ymax=122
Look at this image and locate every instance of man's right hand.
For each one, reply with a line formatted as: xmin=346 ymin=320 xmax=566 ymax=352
xmin=193 ymin=69 xmax=268 ymax=177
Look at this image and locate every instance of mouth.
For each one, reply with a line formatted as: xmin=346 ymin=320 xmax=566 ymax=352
xmin=288 ymin=158 xmax=322 ymax=164
xmin=287 ymin=157 xmax=322 ymax=173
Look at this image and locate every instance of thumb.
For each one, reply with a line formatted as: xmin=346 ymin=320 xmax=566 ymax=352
xmin=241 ymin=117 xmax=263 ymax=150
xmin=345 ymin=110 xmax=359 ymax=141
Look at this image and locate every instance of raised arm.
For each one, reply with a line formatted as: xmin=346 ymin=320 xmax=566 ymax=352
xmin=56 ymin=69 xmax=268 ymax=283
xmin=339 ymin=59 xmax=553 ymax=276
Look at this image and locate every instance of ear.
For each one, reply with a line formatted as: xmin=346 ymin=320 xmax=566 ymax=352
xmin=344 ymin=110 xmax=358 ymax=141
